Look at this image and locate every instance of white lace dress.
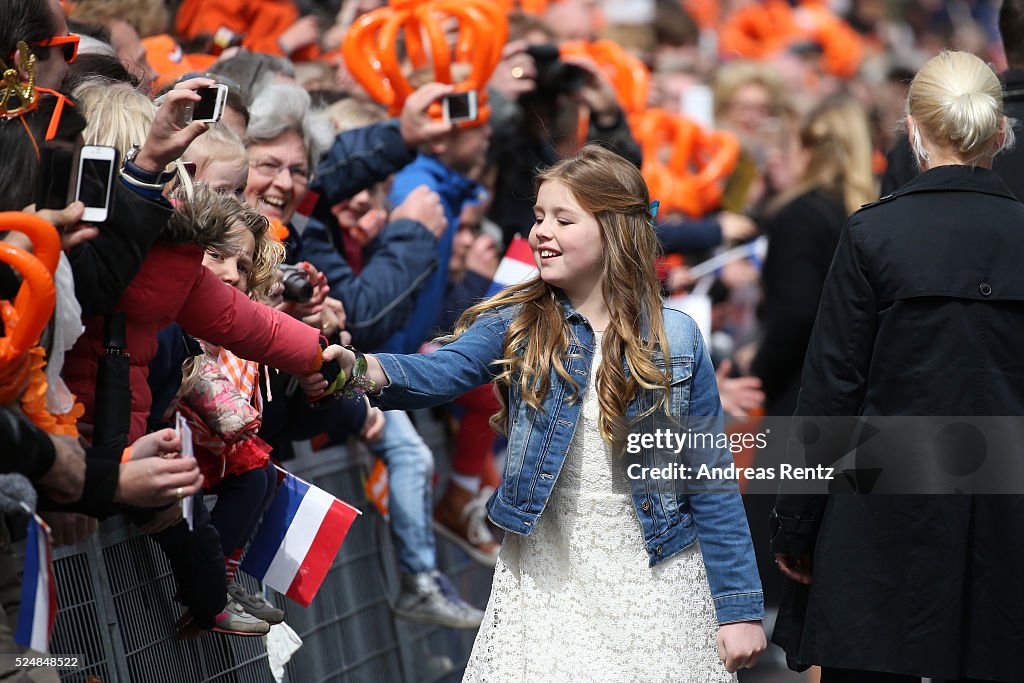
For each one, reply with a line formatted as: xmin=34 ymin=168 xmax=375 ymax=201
xmin=464 ymin=333 xmax=735 ymax=683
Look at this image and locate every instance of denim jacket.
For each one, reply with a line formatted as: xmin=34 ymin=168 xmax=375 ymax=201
xmin=374 ymin=298 xmax=764 ymax=624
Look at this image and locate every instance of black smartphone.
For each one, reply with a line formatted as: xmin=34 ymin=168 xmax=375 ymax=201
xmin=35 ymin=141 xmax=78 ymax=211
xmin=442 ymin=91 xmax=478 ymax=124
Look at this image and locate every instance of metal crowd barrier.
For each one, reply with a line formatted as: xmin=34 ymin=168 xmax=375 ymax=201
xmin=46 ymin=411 xmax=493 ymax=683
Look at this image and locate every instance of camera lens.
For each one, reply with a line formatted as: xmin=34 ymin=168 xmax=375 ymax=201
xmin=279 ymin=264 xmax=314 ymax=303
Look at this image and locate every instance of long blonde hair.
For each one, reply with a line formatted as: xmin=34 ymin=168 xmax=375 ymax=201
xmin=449 ymin=144 xmax=671 ymax=444
xmin=772 ymin=95 xmax=876 ymax=215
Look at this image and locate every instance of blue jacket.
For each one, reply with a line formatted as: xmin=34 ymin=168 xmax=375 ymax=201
xmin=285 ymin=120 xmax=440 ymax=349
xmin=297 ymin=216 xmax=438 ymax=350
xmin=383 ymin=154 xmax=486 ymax=353
xmin=374 ymin=298 xmax=765 ymax=625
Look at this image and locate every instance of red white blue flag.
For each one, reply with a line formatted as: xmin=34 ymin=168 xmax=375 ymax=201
xmin=241 ymin=470 xmax=360 ymax=607
xmin=486 ymin=236 xmax=538 ymax=297
xmin=15 ymin=509 xmax=56 ymax=652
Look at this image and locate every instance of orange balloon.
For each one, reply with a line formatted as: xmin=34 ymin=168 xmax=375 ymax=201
xmin=0 ymin=213 xmax=59 ymax=365
xmin=343 ymin=0 xmax=507 ymax=122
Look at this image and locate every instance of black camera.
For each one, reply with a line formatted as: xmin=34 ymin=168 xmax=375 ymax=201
xmin=279 ymin=264 xmax=314 ymax=303
xmin=524 ymin=43 xmax=590 ymax=97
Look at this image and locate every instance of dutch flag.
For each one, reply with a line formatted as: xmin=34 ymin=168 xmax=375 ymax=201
xmin=486 ymin=236 xmax=538 ymax=297
xmin=14 ymin=509 xmax=56 ymax=653
xmin=241 ymin=470 xmax=360 ymax=607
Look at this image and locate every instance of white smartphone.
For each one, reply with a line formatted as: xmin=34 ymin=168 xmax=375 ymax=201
xmin=183 ymin=84 xmax=228 ymax=124
xmin=76 ymin=145 xmax=118 ymax=223
xmin=442 ymin=90 xmax=478 ymax=124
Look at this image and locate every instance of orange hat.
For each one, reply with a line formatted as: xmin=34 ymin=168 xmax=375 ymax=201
xmin=142 ymin=34 xmax=216 ymax=91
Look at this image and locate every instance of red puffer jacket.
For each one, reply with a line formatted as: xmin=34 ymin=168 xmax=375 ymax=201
xmin=63 ymin=242 xmax=322 ymax=442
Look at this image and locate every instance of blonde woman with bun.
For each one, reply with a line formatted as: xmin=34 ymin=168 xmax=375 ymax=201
xmin=771 ymin=51 xmax=1024 ymax=683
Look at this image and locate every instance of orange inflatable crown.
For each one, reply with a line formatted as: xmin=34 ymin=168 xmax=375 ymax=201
xmin=342 ymin=0 xmax=507 ymax=125
xmin=720 ymin=0 xmax=863 ymax=79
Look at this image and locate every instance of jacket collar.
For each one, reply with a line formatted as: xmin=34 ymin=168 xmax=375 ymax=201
xmin=555 ymin=290 xmax=652 ymax=344
xmin=886 ymin=164 xmax=1018 ymax=203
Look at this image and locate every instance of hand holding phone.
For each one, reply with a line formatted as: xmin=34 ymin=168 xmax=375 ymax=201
xmin=180 ymin=84 xmax=228 ymax=125
xmin=134 ymin=78 xmax=217 ymax=174
xmin=76 ymin=145 xmax=118 ymax=223
xmin=442 ymin=90 xmax=478 ymax=124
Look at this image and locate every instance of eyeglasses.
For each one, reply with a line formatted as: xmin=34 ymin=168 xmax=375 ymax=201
xmin=33 ymin=34 xmax=79 ymax=64
xmin=250 ymin=158 xmax=310 ymax=185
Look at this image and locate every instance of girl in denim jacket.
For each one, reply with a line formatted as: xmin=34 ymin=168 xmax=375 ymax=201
xmin=305 ymin=144 xmax=766 ymax=680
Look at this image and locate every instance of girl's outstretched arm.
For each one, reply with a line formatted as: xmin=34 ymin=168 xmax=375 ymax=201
xmin=301 ymin=311 xmax=512 ymax=411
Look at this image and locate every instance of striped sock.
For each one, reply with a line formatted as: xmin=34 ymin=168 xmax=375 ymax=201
xmin=224 ymin=549 xmax=243 ymax=584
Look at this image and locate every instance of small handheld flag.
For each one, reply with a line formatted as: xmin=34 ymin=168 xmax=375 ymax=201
xmin=241 ymin=469 xmax=360 ymax=607
xmin=486 ymin=236 xmax=538 ymax=297
xmin=14 ymin=505 xmax=56 ymax=653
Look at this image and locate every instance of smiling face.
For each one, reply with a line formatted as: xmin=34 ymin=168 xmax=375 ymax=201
xmin=244 ymin=130 xmax=309 ymax=225
xmin=528 ymin=179 xmax=605 ymax=304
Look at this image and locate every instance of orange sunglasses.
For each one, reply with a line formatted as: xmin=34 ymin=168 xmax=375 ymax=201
xmin=33 ymin=34 xmax=79 ymax=63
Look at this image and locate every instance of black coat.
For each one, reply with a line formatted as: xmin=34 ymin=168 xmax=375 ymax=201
xmin=771 ymin=165 xmax=1024 ymax=681
xmin=752 ymin=189 xmax=848 ymax=416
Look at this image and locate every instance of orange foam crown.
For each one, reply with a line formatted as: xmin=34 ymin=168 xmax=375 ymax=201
xmin=342 ymin=0 xmax=508 ymax=125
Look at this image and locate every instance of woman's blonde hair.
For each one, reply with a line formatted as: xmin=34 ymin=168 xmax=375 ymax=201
xmin=74 ymin=79 xmax=155 ymax=157
xmin=906 ymin=50 xmax=1015 ymax=166
xmin=181 ymin=122 xmax=248 ymax=179
xmin=772 ymin=95 xmax=877 ymax=215
xmin=169 ymin=185 xmax=284 ymax=300
xmin=448 ymin=144 xmax=671 ymax=444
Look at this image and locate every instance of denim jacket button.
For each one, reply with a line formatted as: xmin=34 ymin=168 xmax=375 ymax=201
xmin=979 ymin=282 xmax=993 ymax=296
xmin=641 ymin=500 xmax=650 ymax=512
xmin=655 ymin=544 xmax=663 ymax=555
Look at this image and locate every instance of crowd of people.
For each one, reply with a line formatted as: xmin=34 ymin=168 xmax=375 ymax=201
xmin=1 ymin=0 xmax=1021 ymax=681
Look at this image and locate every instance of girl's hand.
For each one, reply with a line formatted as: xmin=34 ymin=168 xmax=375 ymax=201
xmin=299 ymin=344 xmax=356 ymax=398
xmin=716 ymin=620 xmax=766 ymax=673
xmin=128 ymin=428 xmax=181 ymax=460
xmin=361 ymin=406 xmax=385 ymax=442
xmin=775 ymin=552 xmax=813 ymax=584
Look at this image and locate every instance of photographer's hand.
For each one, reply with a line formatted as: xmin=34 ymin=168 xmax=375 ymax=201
xmin=563 ymin=54 xmax=622 ymax=128
xmin=489 ymin=40 xmax=537 ymax=100
xmin=400 ymin=83 xmax=456 ymax=147
xmin=134 ymin=77 xmax=216 ymax=173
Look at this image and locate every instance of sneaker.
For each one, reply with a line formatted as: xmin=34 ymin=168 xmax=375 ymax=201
xmin=433 ymin=482 xmax=500 ymax=567
xmin=392 ymin=571 xmax=483 ymax=629
xmin=211 ymin=599 xmax=271 ymax=636
xmin=228 ymin=582 xmax=285 ymax=625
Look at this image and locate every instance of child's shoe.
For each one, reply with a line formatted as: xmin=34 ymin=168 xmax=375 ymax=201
xmin=227 ymin=582 xmax=285 ymax=625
